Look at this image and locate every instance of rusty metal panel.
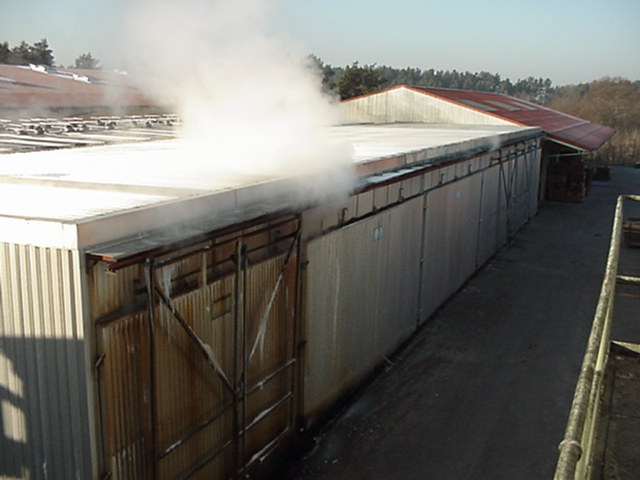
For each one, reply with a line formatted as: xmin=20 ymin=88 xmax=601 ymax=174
xmin=419 ymin=174 xmax=483 ymax=321
xmin=242 ymin=251 xmax=297 ymax=472
xmin=92 ymin=260 xmax=149 ymax=479
xmin=154 ymin=272 xmax=237 ymax=480
xmin=97 ymin=310 xmax=149 ymax=479
xmin=94 ymin=260 xmax=238 ymax=480
xmin=303 ymin=197 xmax=423 ymax=417
xmin=90 ymin=260 xmax=144 ymax=320
xmin=0 ymin=242 xmax=93 ymax=479
xmin=412 ymin=86 xmax=615 ymax=152
xmin=91 ymin=216 xmax=299 ymax=480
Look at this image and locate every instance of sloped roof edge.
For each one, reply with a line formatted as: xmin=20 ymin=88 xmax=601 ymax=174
xmin=402 ymin=84 xmax=529 ymax=127
xmin=345 ymin=85 xmax=615 ymax=152
xmin=407 ymin=85 xmax=616 ymax=152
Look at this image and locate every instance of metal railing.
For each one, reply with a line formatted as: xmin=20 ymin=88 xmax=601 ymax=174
xmin=554 ymin=194 xmax=640 ymax=480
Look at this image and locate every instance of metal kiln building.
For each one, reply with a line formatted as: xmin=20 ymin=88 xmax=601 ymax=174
xmin=0 ymin=120 xmax=542 ymax=479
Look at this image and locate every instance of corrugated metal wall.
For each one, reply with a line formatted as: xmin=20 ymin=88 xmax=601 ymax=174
xmin=302 ymin=139 xmax=541 ymax=419
xmin=304 ymin=198 xmax=423 ymax=417
xmin=419 ymin=174 xmax=484 ymax=320
xmin=499 ymin=143 xmax=541 ymax=237
xmin=476 ymin=163 xmax=504 ymax=267
xmin=91 ymin=216 xmax=299 ymax=480
xmin=0 ymin=243 xmax=93 ymax=480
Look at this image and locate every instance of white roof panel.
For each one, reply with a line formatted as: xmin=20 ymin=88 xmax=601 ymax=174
xmin=334 ymin=123 xmax=528 ymax=161
xmin=0 ymin=183 xmax=171 ymax=221
xmin=0 ymin=123 xmax=539 ymax=249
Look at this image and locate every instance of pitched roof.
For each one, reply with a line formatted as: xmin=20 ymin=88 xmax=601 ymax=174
xmin=408 ymin=86 xmax=616 ymax=151
xmin=0 ymin=64 xmax=156 ymax=110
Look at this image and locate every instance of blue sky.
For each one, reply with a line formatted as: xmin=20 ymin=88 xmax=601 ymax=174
xmin=1 ymin=0 xmax=638 ymax=86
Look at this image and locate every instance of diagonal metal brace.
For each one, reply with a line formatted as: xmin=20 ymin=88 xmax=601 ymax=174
xmin=247 ymin=228 xmax=301 ymax=365
xmin=153 ymin=283 xmax=235 ymax=394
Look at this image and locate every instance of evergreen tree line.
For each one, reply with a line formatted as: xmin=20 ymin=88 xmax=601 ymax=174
xmin=0 ymin=39 xmax=100 ymax=69
xmin=311 ymin=57 xmax=553 ymax=103
xmin=0 ymin=39 xmax=54 ymax=67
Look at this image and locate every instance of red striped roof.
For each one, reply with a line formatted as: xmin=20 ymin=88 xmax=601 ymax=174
xmin=409 ymin=86 xmax=615 ymax=151
xmin=0 ymin=64 xmax=156 ymax=109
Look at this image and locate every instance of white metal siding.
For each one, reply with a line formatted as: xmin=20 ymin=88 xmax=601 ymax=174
xmin=419 ymin=175 xmax=483 ymax=321
xmin=0 ymin=243 xmax=93 ymax=480
xmin=341 ymin=88 xmax=513 ymax=126
xmin=529 ymin=146 xmax=542 ymax=217
xmin=499 ymin=143 xmax=541 ymax=238
xmin=476 ymin=164 xmax=503 ymax=266
xmin=304 ymin=198 xmax=423 ymax=417
xmin=302 ymin=139 xmax=541 ymax=421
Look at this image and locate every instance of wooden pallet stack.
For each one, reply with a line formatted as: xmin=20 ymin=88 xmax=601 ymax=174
xmin=546 ymin=158 xmax=589 ymax=202
xmin=546 ymin=160 xmax=569 ymax=201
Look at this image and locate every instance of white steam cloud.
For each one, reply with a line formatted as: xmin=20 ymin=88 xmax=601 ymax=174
xmin=121 ymin=0 xmax=354 ymax=203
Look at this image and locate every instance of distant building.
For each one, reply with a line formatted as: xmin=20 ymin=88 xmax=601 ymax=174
xmin=0 ymin=63 xmax=166 ymax=118
xmin=342 ymin=85 xmax=616 ymax=202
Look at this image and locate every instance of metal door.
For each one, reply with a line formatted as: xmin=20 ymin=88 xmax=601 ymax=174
xmin=92 ymin=216 xmax=300 ymax=479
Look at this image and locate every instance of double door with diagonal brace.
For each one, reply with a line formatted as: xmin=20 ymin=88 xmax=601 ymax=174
xmin=91 ymin=216 xmax=300 ymax=480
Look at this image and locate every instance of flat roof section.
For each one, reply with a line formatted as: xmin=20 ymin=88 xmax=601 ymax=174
xmin=0 ymin=123 xmax=540 ymax=250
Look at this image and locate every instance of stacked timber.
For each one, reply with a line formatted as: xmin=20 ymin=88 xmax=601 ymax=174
xmin=546 ymin=160 xmax=569 ymax=201
xmin=546 ymin=158 xmax=589 ymax=202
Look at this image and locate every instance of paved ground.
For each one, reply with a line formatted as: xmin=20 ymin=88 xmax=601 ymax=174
xmin=274 ymin=166 xmax=640 ymax=480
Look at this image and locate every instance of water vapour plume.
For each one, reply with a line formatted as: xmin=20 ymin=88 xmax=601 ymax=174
xmin=121 ymin=0 xmax=354 ymax=203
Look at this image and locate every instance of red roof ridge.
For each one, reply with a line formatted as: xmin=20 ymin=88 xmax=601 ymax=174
xmin=404 ymin=85 xmax=615 ymax=151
